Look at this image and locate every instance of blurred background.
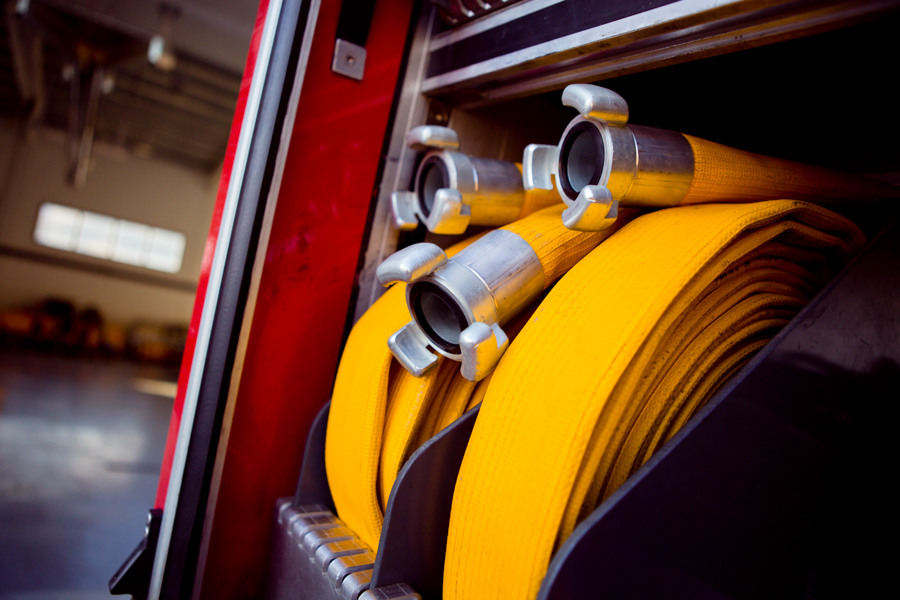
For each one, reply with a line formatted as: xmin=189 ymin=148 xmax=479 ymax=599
xmin=0 ymin=1 xmax=257 ymax=598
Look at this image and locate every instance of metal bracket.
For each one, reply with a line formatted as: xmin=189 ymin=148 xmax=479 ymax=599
xmin=332 ymin=0 xmax=377 ymax=81
xmin=332 ymin=39 xmax=367 ymax=81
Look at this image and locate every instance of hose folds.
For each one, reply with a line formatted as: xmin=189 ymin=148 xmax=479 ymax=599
xmin=325 ymin=233 xmax=488 ymax=551
xmin=328 ymin=205 xmax=623 ymax=551
xmin=443 ymin=200 xmax=864 ymax=600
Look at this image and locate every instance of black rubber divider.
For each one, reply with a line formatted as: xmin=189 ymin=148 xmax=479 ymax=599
xmin=538 ymin=217 xmax=900 ymax=599
xmin=294 ymin=401 xmax=336 ymax=510
xmin=371 ymin=406 xmax=481 ymax=599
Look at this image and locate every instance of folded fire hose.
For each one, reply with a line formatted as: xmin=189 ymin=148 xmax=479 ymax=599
xmin=391 ymin=125 xmax=560 ymax=234
xmin=322 ymin=84 xmax=881 ymax=598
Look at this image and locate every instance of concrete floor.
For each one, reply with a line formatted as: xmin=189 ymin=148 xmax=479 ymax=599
xmin=0 ymin=352 xmax=176 ymax=600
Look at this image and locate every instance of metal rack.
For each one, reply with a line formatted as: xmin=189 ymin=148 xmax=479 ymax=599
xmin=354 ymin=0 xmax=900 ymax=322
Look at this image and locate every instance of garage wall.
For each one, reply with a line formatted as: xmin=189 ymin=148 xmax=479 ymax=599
xmin=0 ymin=116 xmax=220 ymax=325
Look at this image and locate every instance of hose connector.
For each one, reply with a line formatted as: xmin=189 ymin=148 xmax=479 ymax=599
xmin=376 ymin=229 xmax=545 ymax=381
xmin=523 ymin=84 xmax=694 ymax=231
xmin=391 ymin=126 xmax=528 ymax=235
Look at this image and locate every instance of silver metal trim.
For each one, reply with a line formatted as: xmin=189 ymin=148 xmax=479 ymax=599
xmin=627 ymin=124 xmax=695 ymax=206
xmin=421 ymin=0 xmax=895 ymax=106
xmin=353 ymin=8 xmax=438 ymax=323
xmin=423 ymin=0 xmax=747 ymax=93
xmin=149 ymin=1 xmax=288 ymax=599
xmin=332 ymin=39 xmax=367 ymax=81
xmin=428 ymin=0 xmax=566 ymax=50
xmin=188 ymin=1 xmax=324 ymax=597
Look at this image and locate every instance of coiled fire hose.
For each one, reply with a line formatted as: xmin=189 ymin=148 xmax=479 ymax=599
xmin=327 ymin=205 xmax=626 ymax=550
xmin=391 ymin=125 xmax=560 ymax=234
xmin=524 ymin=85 xmax=900 ymax=231
xmin=442 ymin=200 xmax=864 ymax=600
xmin=376 ymin=206 xmax=632 ymax=382
xmin=324 ymin=85 xmax=878 ymax=595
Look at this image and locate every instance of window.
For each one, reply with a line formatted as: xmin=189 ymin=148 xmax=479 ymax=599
xmin=34 ymin=203 xmax=186 ymax=274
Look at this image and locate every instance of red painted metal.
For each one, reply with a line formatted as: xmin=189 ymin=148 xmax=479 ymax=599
xmin=154 ymin=0 xmax=271 ymax=510
xmin=197 ymin=0 xmax=414 ymax=598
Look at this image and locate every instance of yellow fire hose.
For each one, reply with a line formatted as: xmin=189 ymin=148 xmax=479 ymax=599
xmin=327 ymin=206 xmax=627 ymax=550
xmin=325 ymin=233 xmax=488 ymax=551
xmin=326 ymin=201 xmax=862 ymax=584
xmin=325 ymin=87 xmax=875 ymax=596
xmin=442 ymin=200 xmax=863 ymax=600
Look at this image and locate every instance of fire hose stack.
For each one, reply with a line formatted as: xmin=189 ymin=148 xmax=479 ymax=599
xmin=292 ymin=85 xmax=894 ymax=600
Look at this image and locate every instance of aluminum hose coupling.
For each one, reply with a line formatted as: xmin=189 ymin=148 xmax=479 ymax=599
xmin=391 ymin=125 xmax=529 ymax=235
xmin=376 ymin=229 xmax=545 ymax=381
xmin=523 ymin=84 xmax=694 ymax=231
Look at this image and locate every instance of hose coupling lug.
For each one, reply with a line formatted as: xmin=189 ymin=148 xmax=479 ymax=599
xmin=405 ymin=125 xmax=460 ymax=151
xmin=561 ymin=84 xmax=629 ymax=125
xmin=522 ymin=144 xmax=558 ymax=191
xmin=388 ymin=322 xmax=439 ymax=377
xmin=428 ymin=188 xmax=471 ymax=234
xmin=561 ymin=185 xmax=619 ymax=232
xmin=390 ymin=192 xmax=419 ymax=231
xmin=376 ymin=243 xmax=448 ymax=286
xmin=459 ymin=322 xmax=509 ymax=382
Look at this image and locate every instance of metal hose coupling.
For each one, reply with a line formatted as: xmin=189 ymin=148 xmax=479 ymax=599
xmin=376 ymin=229 xmax=545 ymax=381
xmin=523 ymin=84 xmax=694 ymax=231
xmin=391 ymin=125 xmax=530 ymax=235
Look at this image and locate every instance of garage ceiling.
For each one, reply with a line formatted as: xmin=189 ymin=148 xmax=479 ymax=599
xmin=0 ymin=0 xmax=258 ymax=174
